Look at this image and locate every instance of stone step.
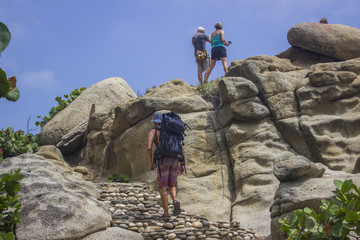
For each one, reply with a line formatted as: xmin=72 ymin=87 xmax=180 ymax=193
xmin=96 ymin=182 xmax=261 ymax=240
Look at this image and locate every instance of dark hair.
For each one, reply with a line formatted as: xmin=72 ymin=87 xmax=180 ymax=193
xmin=215 ymin=22 xmax=223 ymax=30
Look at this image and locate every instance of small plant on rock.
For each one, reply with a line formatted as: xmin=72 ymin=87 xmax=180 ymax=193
xmin=278 ymin=179 xmax=360 ymax=240
xmin=0 ymin=127 xmax=38 ymax=162
xmin=0 ymin=159 xmax=24 ymax=240
xmin=108 ymin=174 xmax=131 ymax=183
xmin=196 ymin=78 xmax=221 ymax=108
xmin=35 ymin=87 xmax=86 ymax=128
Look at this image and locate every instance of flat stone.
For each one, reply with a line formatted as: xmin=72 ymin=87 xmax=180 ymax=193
xmin=192 ymin=221 xmax=203 ymax=228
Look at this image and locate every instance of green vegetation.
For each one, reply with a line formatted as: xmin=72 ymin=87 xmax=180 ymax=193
xmin=0 ymin=127 xmax=38 ymax=162
xmin=108 ymin=174 xmax=131 ymax=183
xmin=279 ymin=179 xmax=360 ymax=240
xmin=0 ymin=22 xmax=20 ymax=102
xmin=0 ymin=21 xmax=24 ymax=239
xmin=196 ymin=78 xmax=221 ymax=107
xmin=0 ymin=159 xmax=24 ymax=240
xmin=35 ymin=87 xmax=86 ymax=128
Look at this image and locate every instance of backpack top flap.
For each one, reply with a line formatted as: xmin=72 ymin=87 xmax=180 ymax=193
xmin=159 ymin=112 xmax=188 ymax=155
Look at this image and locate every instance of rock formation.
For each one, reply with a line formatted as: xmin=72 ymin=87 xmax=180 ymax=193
xmin=39 ymin=77 xmax=137 ymax=146
xmin=32 ymin=22 xmax=360 ymax=238
xmin=0 ymin=146 xmax=143 ymax=240
xmin=287 ymin=22 xmax=360 ymax=60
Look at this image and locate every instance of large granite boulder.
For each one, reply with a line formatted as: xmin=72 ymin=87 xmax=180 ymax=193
xmin=39 ymin=77 xmax=137 ymax=146
xmin=288 ymin=22 xmax=360 ymax=60
xmin=0 ymin=148 xmax=142 ymax=240
xmin=43 ymin=24 xmax=360 ymax=238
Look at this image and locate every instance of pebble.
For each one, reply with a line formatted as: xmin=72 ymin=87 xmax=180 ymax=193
xmin=192 ymin=222 xmax=202 ymax=228
xmin=167 ymin=233 xmax=176 ymax=239
xmin=96 ymin=182 xmax=262 ymax=240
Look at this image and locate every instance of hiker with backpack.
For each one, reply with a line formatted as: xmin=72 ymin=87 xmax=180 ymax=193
xmin=192 ymin=26 xmax=211 ymax=84
xmin=147 ymin=112 xmax=188 ymax=221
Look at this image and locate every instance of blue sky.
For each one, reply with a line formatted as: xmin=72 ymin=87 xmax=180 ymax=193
xmin=1 ymin=0 xmax=360 ymax=133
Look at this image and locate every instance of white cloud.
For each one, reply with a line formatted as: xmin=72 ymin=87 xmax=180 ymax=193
xmin=20 ymin=69 xmax=57 ymax=88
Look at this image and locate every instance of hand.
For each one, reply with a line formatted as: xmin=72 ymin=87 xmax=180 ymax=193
xmin=150 ymin=163 xmax=156 ymax=171
xmin=179 ymin=165 xmax=185 ymax=175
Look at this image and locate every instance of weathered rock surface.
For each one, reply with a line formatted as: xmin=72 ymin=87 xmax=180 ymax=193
xmin=0 ymin=150 xmax=142 ymax=240
xmin=277 ymin=46 xmax=339 ymax=69
xmin=50 ymin=55 xmax=360 ymax=238
xmin=288 ymin=22 xmax=360 ymax=60
xmin=82 ymin=227 xmax=144 ymax=240
xmin=39 ymin=77 xmax=137 ymax=146
xmin=56 ymin=120 xmax=88 ymax=155
xmin=35 ymin=23 xmax=360 ymax=238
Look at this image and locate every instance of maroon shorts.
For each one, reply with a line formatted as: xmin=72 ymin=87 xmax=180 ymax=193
xmin=157 ymin=157 xmax=180 ymax=188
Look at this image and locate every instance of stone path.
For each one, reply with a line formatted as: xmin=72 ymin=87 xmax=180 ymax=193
xmin=96 ymin=182 xmax=263 ymax=240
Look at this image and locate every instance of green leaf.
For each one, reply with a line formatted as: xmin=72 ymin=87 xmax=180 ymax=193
xmin=334 ymin=179 xmax=343 ymax=190
xmin=4 ymin=87 xmax=19 ymax=101
xmin=321 ymin=199 xmax=329 ymax=208
xmin=344 ymin=211 xmax=359 ymax=223
xmin=342 ymin=179 xmax=353 ymax=193
xmin=280 ymin=223 xmax=290 ymax=233
xmin=0 ymin=22 xmax=11 ymax=53
xmin=304 ymin=207 xmax=312 ymax=214
xmin=289 ymin=213 xmax=298 ymax=225
xmin=332 ymin=222 xmax=345 ymax=237
xmin=4 ymin=182 xmax=21 ymax=196
xmin=329 ymin=204 xmax=340 ymax=215
xmin=0 ymin=68 xmax=9 ymax=96
xmin=0 ymin=231 xmax=16 ymax=240
xmin=278 ymin=218 xmax=286 ymax=225
xmin=305 ymin=219 xmax=316 ymax=231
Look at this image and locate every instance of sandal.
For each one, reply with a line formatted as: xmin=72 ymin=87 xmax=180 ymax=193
xmin=173 ymin=200 xmax=181 ymax=216
xmin=159 ymin=213 xmax=170 ymax=221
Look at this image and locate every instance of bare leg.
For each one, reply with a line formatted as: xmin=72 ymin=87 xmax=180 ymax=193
xmin=221 ymin=57 xmax=228 ymax=73
xmin=204 ymin=60 xmax=217 ymax=83
xmin=159 ymin=187 xmax=169 ymax=215
xmin=197 ymin=70 xmax=203 ymax=84
xmin=169 ymin=186 xmax=176 ymax=202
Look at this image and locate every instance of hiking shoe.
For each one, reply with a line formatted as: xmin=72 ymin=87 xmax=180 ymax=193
xmin=173 ymin=201 xmax=181 ymax=216
xmin=158 ymin=214 xmax=170 ymax=222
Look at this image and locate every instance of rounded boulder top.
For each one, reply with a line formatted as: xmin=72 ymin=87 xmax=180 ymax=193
xmin=287 ymin=22 xmax=360 ymax=60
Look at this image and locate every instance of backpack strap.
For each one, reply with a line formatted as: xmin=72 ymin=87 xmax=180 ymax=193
xmin=154 ymin=127 xmax=161 ymax=148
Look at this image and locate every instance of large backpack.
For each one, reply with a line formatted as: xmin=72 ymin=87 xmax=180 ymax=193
xmin=153 ymin=112 xmax=190 ymax=174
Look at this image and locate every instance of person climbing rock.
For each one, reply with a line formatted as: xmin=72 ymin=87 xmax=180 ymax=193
xmin=147 ymin=112 xmax=185 ymax=221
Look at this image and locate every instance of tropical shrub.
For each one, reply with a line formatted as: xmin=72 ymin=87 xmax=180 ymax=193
xmin=35 ymin=87 xmax=86 ymax=128
xmin=0 ymin=22 xmax=19 ymax=102
xmin=0 ymin=159 xmax=24 ymax=240
xmin=108 ymin=174 xmax=131 ymax=183
xmin=0 ymin=127 xmax=38 ymax=162
xmin=278 ymin=179 xmax=360 ymax=240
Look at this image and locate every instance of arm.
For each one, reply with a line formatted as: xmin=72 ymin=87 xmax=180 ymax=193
xmin=147 ymin=129 xmax=155 ymax=169
xmin=179 ymin=147 xmax=185 ymax=174
xmin=208 ymin=34 xmax=212 ymax=46
xmin=220 ymin=31 xmax=230 ymax=47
